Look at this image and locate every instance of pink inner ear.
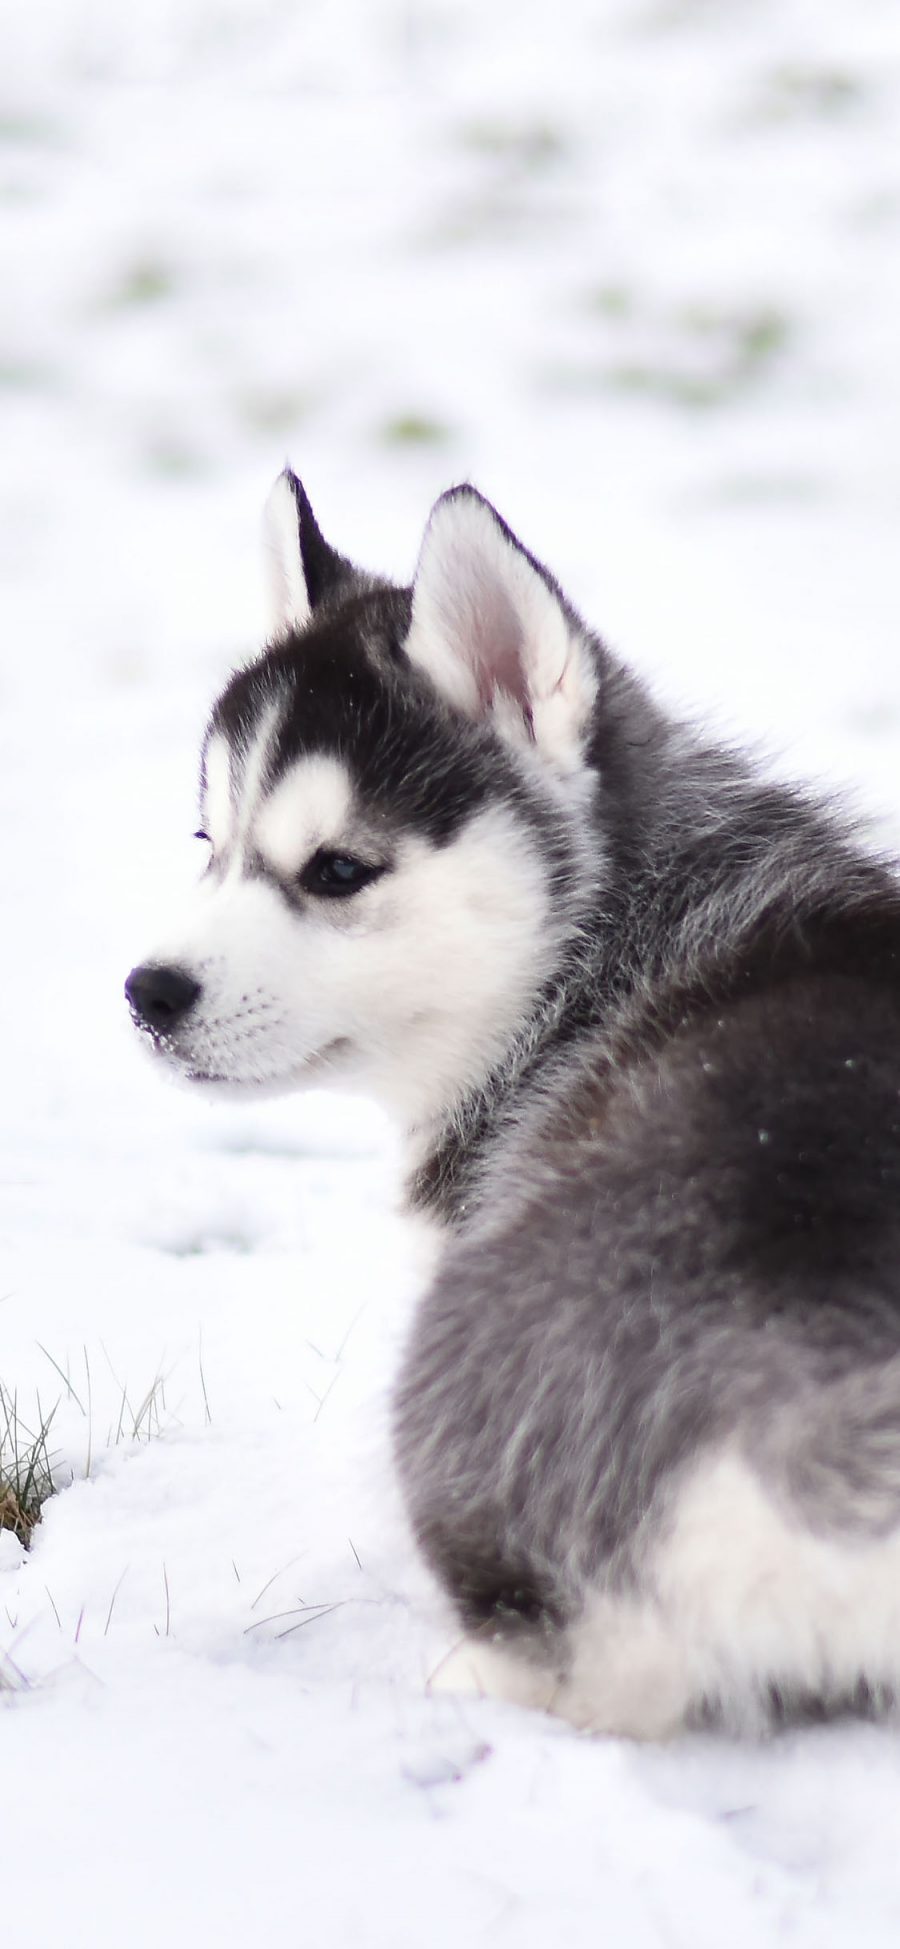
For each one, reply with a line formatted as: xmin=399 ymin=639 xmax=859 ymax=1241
xmin=469 ymin=580 xmax=534 ymax=735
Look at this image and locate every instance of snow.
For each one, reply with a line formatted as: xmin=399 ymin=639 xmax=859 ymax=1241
xmin=2 ymin=1 xmax=900 ymax=1941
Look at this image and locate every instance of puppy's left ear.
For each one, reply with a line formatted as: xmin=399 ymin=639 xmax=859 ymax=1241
xmin=262 ymin=469 xmax=355 ymax=637
xmin=406 ymin=486 xmax=598 ymax=771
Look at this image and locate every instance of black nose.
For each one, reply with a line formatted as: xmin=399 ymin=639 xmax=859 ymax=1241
xmin=125 ymin=963 xmax=202 ymax=1036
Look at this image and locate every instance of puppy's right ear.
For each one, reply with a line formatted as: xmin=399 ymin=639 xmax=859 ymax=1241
xmin=262 ymin=469 xmax=353 ymax=637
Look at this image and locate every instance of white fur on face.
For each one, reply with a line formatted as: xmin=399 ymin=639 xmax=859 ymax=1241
xmin=254 ymin=755 xmax=355 ymax=879
xmin=141 ymin=762 xmax=558 ymax=1125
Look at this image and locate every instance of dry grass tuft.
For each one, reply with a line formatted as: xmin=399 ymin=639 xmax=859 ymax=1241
xmin=0 ymin=1384 xmax=57 ymax=1546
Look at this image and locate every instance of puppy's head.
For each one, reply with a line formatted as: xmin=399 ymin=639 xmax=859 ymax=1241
xmin=125 ymin=472 xmax=601 ymax=1126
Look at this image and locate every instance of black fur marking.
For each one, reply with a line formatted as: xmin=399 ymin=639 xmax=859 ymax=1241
xmin=211 ymin=586 xmax=584 ymax=873
xmin=415 ymin=1521 xmax=565 ymax=1639
xmin=282 ymin=468 xmax=359 ymax=610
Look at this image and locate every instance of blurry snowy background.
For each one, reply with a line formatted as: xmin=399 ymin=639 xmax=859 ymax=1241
xmin=2 ymin=4 xmax=900 ymax=1945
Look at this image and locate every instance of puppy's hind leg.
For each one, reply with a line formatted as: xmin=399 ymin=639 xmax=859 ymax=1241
xmin=554 ymin=1594 xmax=693 ymax=1740
xmin=430 ymin=1597 xmax=693 ymax=1741
xmin=428 ymin=1633 xmax=562 ymax=1716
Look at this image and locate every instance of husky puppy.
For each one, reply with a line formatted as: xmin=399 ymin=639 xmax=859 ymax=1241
xmin=126 ymin=470 xmax=900 ymax=1737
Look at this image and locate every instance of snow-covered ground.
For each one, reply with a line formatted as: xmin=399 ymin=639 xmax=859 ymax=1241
xmin=2 ymin=3 xmax=900 ymax=1942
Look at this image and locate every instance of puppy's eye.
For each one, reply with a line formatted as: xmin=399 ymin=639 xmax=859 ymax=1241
xmin=194 ymin=829 xmax=211 ymax=843
xmin=299 ymin=850 xmax=385 ymax=898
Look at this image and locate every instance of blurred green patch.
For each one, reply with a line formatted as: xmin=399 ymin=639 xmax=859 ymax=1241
xmin=162 ymin=1231 xmax=252 ymax=1257
xmin=680 ymin=301 xmax=789 ymax=368
xmin=236 ymin=387 xmax=310 ymax=434
xmin=432 ymin=115 xmax=570 ymax=247
xmin=634 ymin=0 xmax=729 ymax=27
xmin=431 ymin=189 xmax=570 ymax=248
xmin=605 ymin=365 xmax=727 ymax=409
xmin=0 ymin=113 xmax=61 ymax=145
xmin=0 ymin=359 xmax=53 ymax=390
xmin=701 ymin=471 xmax=822 ymax=507
xmin=110 ymin=258 xmax=179 ymax=308
xmin=586 ymin=283 xmax=636 ymax=320
xmin=379 ymin=412 xmax=451 ymax=447
xmin=458 ymin=117 xmax=568 ymax=171
xmin=753 ymin=64 xmax=866 ymax=124
xmin=561 ymin=291 xmax=791 ymax=412
xmin=142 ymin=440 xmax=208 ymax=478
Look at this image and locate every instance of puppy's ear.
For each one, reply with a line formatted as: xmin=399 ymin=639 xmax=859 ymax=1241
xmin=262 ymin=469 xmax=354 ymax=636
xmin=406 ymin=486 xmax=598 ymax=771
